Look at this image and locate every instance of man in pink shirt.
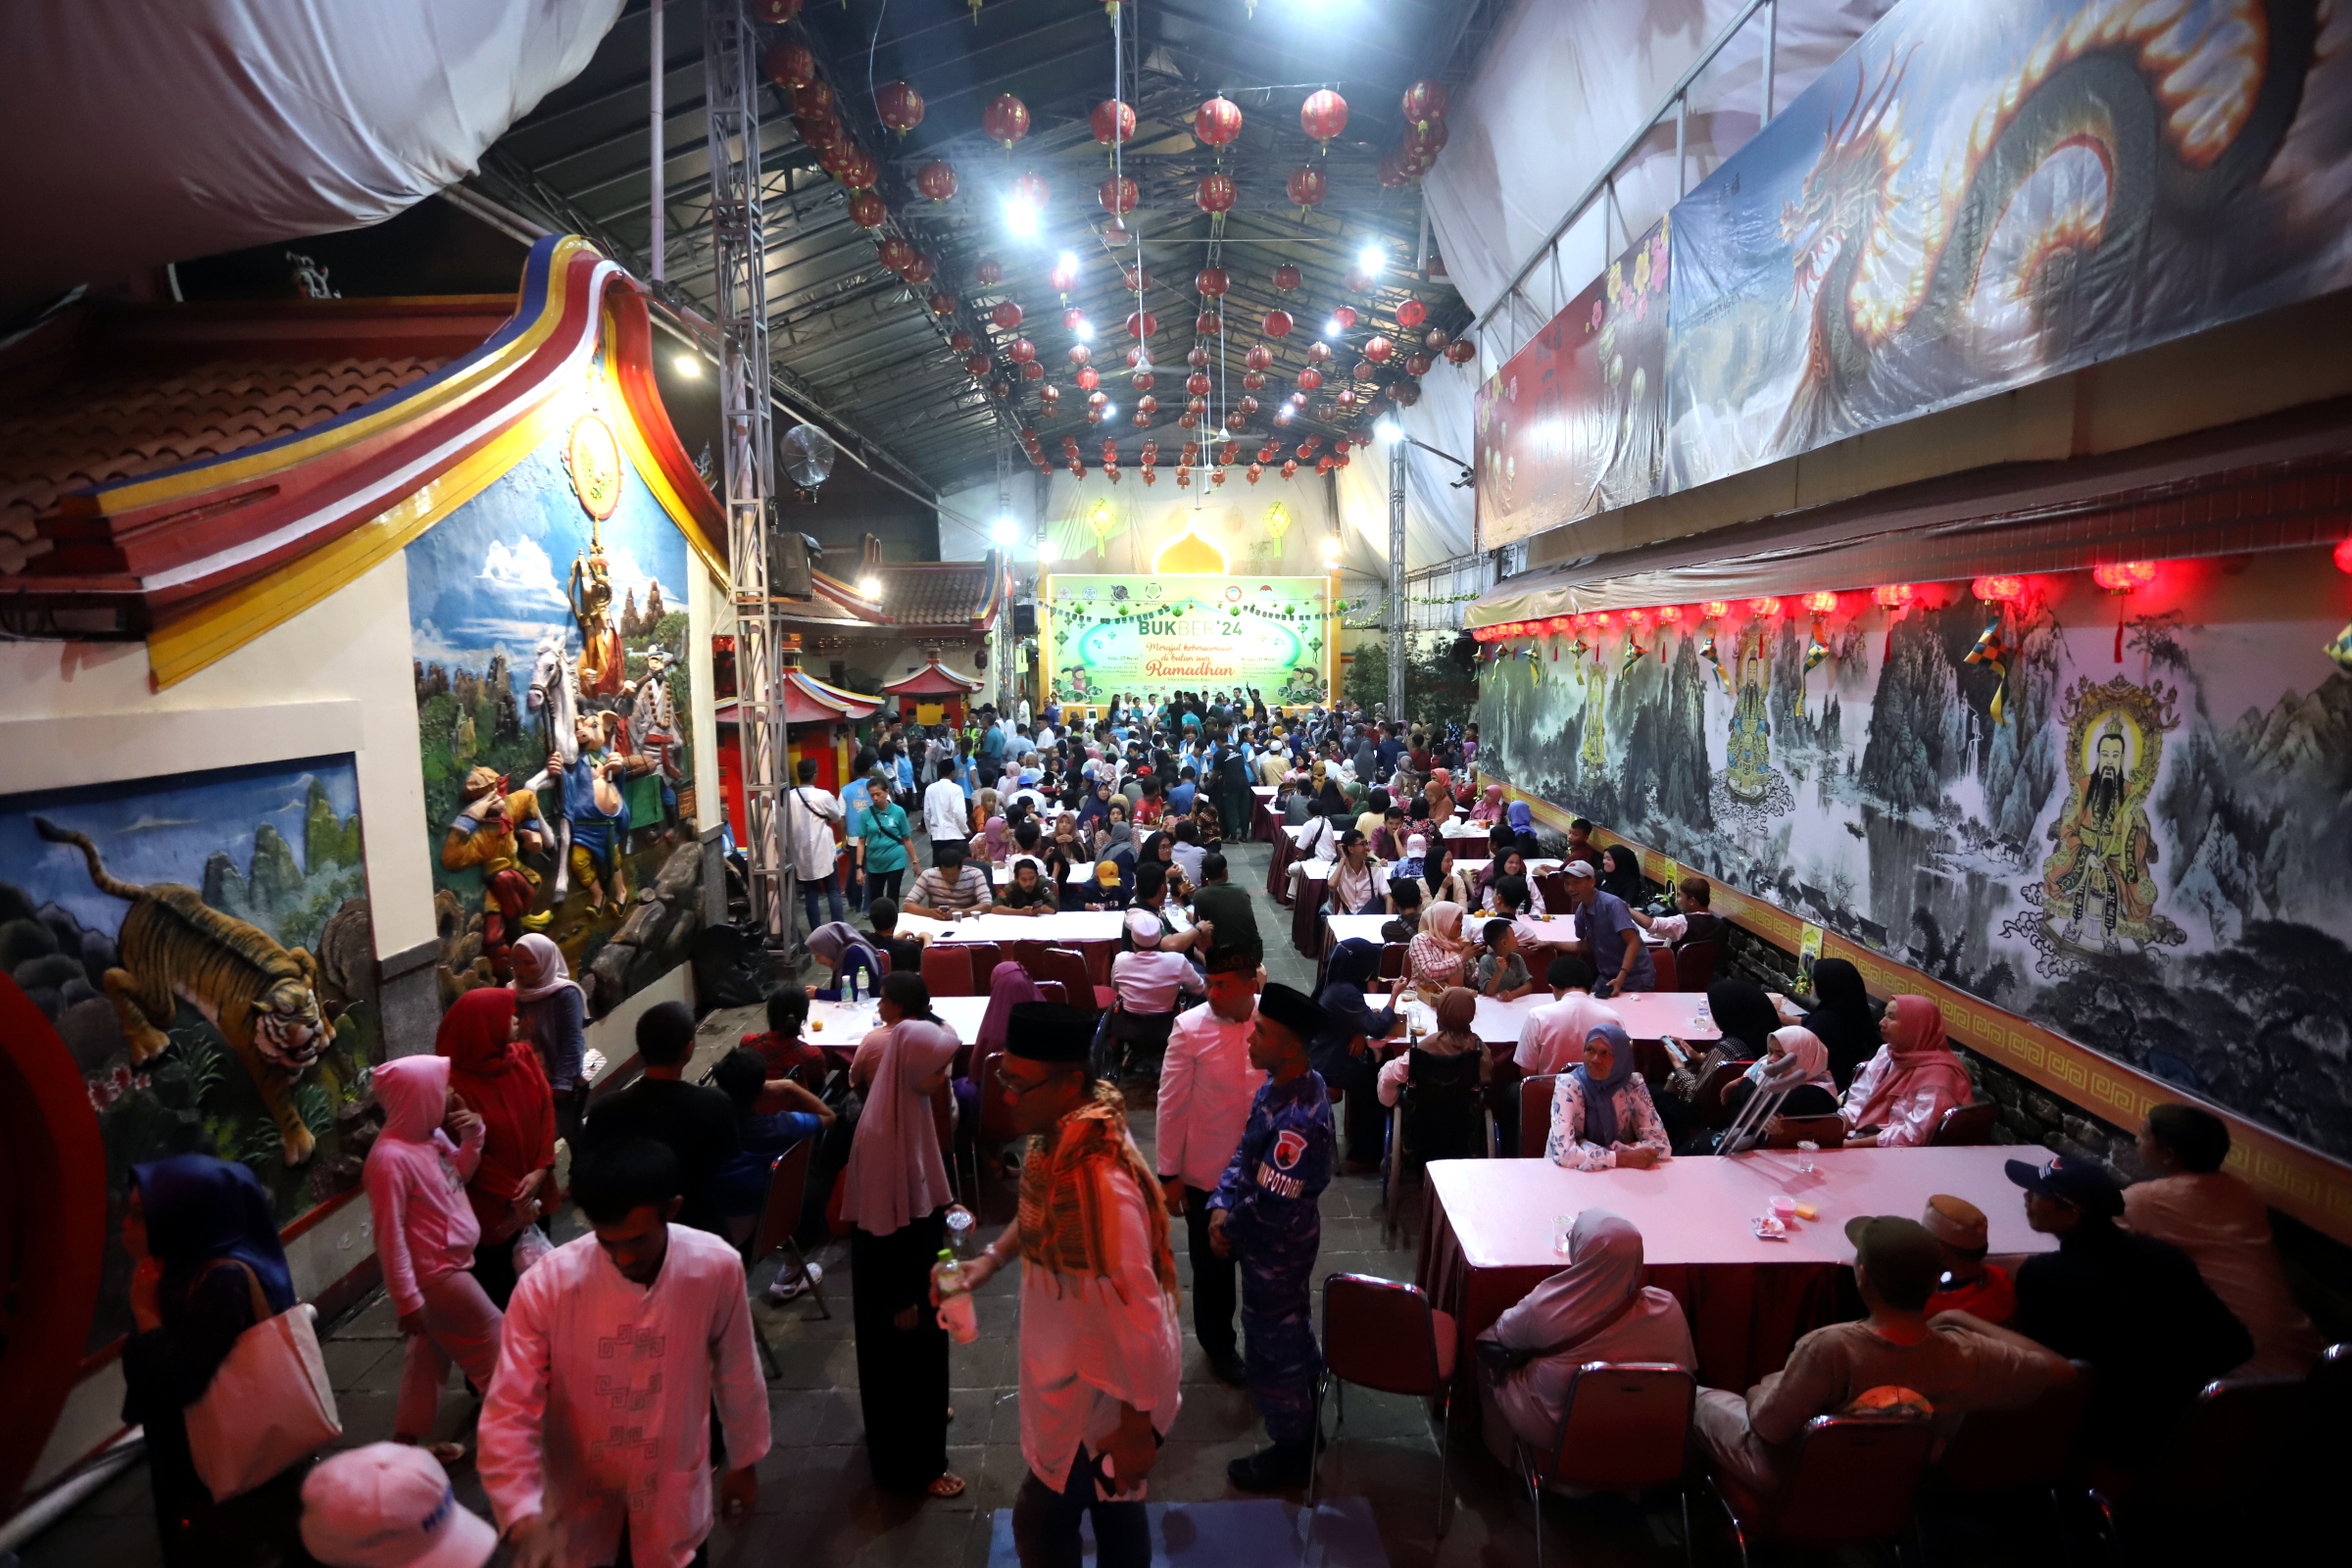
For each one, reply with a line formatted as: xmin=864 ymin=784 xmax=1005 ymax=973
xmin=1511 ymin=954 xmax=1618 ymax=1077
xmin=479 ymin=1138 xmax=770 ymax=1568
xmin=1155 ymin=953 xmax=1266 ymax=1386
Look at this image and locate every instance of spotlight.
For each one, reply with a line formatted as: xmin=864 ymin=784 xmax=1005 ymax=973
xmin=672 ymin=353 xmax=701 ymax=377
xmin=991 ymin=516 xmax=1017 ymax=545
xmin=1374 ymin=418 xmax=1402 ymax=442
xmin=857 ymin=575 xmax=882 ymax=598
xmin=1003 ymin=195 xmax=1041 ymax=239
xmin=1357 ymin=245 xmax=1384 ymax=274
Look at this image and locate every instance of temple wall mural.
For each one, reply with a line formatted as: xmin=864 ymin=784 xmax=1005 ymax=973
xmin=1475 ymin=551 xmax=2352 ymax=1164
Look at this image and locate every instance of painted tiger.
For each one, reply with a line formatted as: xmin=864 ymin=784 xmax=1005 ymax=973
xmin=35 ymin=817 xmax=330 ymax=1166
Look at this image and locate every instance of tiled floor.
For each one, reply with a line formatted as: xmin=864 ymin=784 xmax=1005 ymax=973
xmin=18 ymin=837 xmax=1680 ymax=1568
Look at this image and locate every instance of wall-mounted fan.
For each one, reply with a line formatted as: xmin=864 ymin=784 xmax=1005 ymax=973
xmin=779 ymin=422 xmax=837 ymax=500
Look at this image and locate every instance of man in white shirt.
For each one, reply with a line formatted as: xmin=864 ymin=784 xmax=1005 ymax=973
xmin=1512 ymin=953 xmax=1619 ymax=1078
xmin=1155 ymin=955 xmax=1263 ymax=1386
xmin=939 ymin=1004 xmax=1181 ymax=1568
xmin=784 ymin=758 xmax=845 ymax=936
xmin=1016 ymin=695 xmax=1032 ymax=728
xmin=481 ymin=1137 xmax=769 ymax=1568
xmin=922 ymin=767 xmax=969 ymax=850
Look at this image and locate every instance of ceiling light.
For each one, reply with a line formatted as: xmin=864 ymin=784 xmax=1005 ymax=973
xmin=1275 ymin=406 xmax=1293 ymax=422
xmin=672 ymin=353 xmax=701 ymax=377
xmin=991 ymin=516 xmax=1017 ymax=545
xmin=1102 ymin=403 xmax=1117 ymax=419
xmin=1075 ymin=321 xmax=1094 ymax=341
xmin=1003 ymin=195 xmax=1041 ymax=239
xmin=1375 ymin=418 xmax=1402 ymax=442
xmin=858 ymin=574 xmax=882 ymax=598
xmin=1320 ymin=536 xmax=1343 ymax=562
xmin=1357 ymin=245 xmax=1384 ymax=273
xmin=1324 ymin=318 xmax=1344 ymax=337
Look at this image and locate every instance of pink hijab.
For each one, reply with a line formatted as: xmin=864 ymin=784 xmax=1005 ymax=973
xmin=976 ymin=960 xmax=1043 ymax=1055
xmin=1844 ymin=995 xmax=1973 ymax=1130
xmin=1470 ymin=784 xmax=1505 ymax=823
xmin=840 ymin=1013 xmax=960 ymax=1236
xmin=979 ymin=814 xmax=1010 ymax=860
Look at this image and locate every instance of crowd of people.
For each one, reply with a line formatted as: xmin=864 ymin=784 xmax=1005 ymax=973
xmin=106 ymin=691 xmax=2333 ymax=1568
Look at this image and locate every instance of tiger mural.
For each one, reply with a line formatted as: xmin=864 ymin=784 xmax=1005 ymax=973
xmin=34 ymin=817 xmax=331 ymax=1166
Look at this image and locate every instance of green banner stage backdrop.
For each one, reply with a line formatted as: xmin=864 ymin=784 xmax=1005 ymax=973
xmin=1042 ymin=575 xmax=1334 ymax=709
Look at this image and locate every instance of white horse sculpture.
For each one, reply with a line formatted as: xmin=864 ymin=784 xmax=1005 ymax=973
xmin=525 ymin=627 xmax=582 ymax=902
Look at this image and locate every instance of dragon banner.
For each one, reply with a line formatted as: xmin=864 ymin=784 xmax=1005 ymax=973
xmin=1475 ymin=220 xmax=1672 ymax=548
xmin=1665 ymin=0 xmax=2352 ymax=491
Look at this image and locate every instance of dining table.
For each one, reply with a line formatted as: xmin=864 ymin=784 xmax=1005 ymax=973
xmin=1415 ymin=1145 xmax=2059 ymax=1395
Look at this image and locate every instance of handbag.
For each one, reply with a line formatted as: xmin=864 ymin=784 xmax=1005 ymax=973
xmin=183 ymin=1260 xmax=342 ymax=1501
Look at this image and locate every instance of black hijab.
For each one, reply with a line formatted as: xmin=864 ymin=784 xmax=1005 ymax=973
xmin=1597 ymin=844 xmax=1645 ymax=903
xmin=1803 ymin=956 xmax=1882 ymax=1091
xmin=1707 ymin=978 xmax=1780 ymax=1059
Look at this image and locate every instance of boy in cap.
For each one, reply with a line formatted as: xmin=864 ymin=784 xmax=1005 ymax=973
xmin=1693 ymin=1214 xmax=2069 ymax=1497
xmin=1207 ymin=982 xmax=1337 ymax=1489
xmin=941 ymin=1004 xmax=1182 ymax=1568
xmin=1558 ymin=860 xmax=1654 ymax=999
xmin=1920 ymin=1194 xmax=2015 ymax=1323
xmin=2006 ymin=1154 xmax=2252 ymax=1464
xmin=302 ymin=1444 xmax=498 ymax=1568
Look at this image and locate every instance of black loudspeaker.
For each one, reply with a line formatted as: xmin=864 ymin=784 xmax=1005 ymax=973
xmin=1013 ymin=602 xmax=1037 ymax=638
xmin=1448 ymin=630 xmax=1478 ymax=671
xmin=769 ymin=530 xmax=818 ymax=598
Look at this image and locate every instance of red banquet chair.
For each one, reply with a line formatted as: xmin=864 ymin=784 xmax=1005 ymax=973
xmin=919 ymin=944 xmax=972 ymax=998
xmin=1519 ymin=1363 xmax=1696 ymax=1568
xmin=1041 ymin=946 xmax=1113 ymax=1014
xmin=1519 ymin=1072 xmax=1556 ymax=1159
xmin=1307 ymin=1274 xmax=1459 ymax=1539
xmin=1703 ymin=1411 xmax=1935 ymax=1567
xmin=1673 ymin=941 xmax=1719 ymax=994
xmin=739 ymin=1140 xmax=829 ymax=1378
xmin=1931 ymin=1101 xmax=1998 ymax=1146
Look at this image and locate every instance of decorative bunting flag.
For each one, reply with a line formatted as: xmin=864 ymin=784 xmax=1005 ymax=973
xmin=2328 ymin=620 xmax=2352 ymax=674
xmin=1964 ymin=609 xmax=2014 ymax=723
xmin=1698 ymin=624 xmax=1727 ymax=691
xmin=1619 ymin=635 xmax=1647 ymax=675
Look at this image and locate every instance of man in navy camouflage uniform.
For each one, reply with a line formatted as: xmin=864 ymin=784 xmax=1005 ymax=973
xmin=1207 ymin=980 xmax=1335 ymax=1489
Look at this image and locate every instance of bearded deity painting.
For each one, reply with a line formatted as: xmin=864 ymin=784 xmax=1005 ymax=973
xmin=2036 ymin=679 xmax=2182 ymax=957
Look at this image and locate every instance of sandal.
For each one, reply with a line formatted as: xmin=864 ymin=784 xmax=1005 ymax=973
xmin=926 ymin=1473 xmax=967 ymax=1499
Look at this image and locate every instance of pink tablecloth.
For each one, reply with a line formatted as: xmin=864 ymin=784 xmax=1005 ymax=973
xmin=1415 ymin=1146 xmax=2055 ymax=1393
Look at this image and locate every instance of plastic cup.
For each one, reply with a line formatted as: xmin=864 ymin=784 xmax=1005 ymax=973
xmin=1552 ymin=1214 xmax=1575 ymax=1256
xmin=1794 ymin=1141 xmax=1819 ymax=1175
xmin=1770 ymin=1196 xmax=1798 ymax=1218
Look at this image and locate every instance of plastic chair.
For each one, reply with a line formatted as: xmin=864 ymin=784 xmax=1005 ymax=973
xmin=1384 ymin=1049 xmax=1492 ymax=1214
xmin=1535 ymin=871 xmax=1575 ymax=911
xmin=1520 ymin=1363 xmax=1695 ymax=1568
xmin=919 ymin=944 xmax=972 ymax=998
xmin=1649 ymin=944 xmax=1680 ymax=993
xmin=1674 ymin=941 xmax=1719 ymax=994
xmin=1307 ymin=1274 xmax=1459 ymax=1538
xmin=1704 ymin=1411 xmax=1936 ymax=1566
xmin=1764 ymin=1112 xmax=1847 ymax=1151
xmin=1518 ymin=1072 xmax=1557 ymax=1159
xmin=742 ymin=1139 xmax=829 ymax=1377
xmin=1931 ymin=1101 xmax=1998 ymax=1146
xmin=959 ymin=941 xmax=1002 ymax=982
xmin=1041 ymin=945 xmax=1112 ymax=1013
xmin=1032 ymin=980 xmax=1068 ymax=1006
xmin=1005 ymin=938 xmax=1052 ymax=980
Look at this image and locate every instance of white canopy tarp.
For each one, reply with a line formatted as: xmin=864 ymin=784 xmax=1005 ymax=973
xmin=0 ymin=0 xmax=623 ymax=302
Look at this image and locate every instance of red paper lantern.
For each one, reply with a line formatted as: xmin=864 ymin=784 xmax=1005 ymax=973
xmin=1126 ymin=311 xmax=1158 ymax=339
xmin=1400 ymin=78 xmax=1450 ymax=129
xmin=2091 ymin=562 xmax=2158 ymax=592
xmin=1067 ymin=344 xmax=1091 ymax=367
xmin=1197 ymin=173 xmax=1237 ymax=214
xmin=990 ymin=379 xmax=1010 ymax=400
xmin=1224 ymin=412 xmax=1246 ymax=432
xmin=1131 ymin=370 xmax=1154 ymax=391
xmin=1136 ymin=395 xmax=1158 ymax=415
xmin=1283 ymin=461 xmax=1298 ymax=478
xmin=1243 ymin=371 xmax=1265 ymax=391
xmin=851 ymin=192 xmax=889 ymax=229
xmin=1333 ymin=305 xmax=1358 ymax=330
xmin=1972 ymin=575 xmax=2026 ymax=603
xmin=1021 ymin=361 xmax=1044 ymax=380
xmin=1298 ymin=368 xmax=1323 ymax=391
xmin=1396 ymin=297 xmax=1428 ymax=329
xmin=972 ymin=258 xmax=1004 ymax=288
xmin=756 ymin=0 xmax=803 ymax=23
xmin=1076 ymin=368 xmax=1100 ymax=390
xmin=1195 ymin=95 xmax=1244 ymax=147
xmin=1405 ymin=353 xmax=1432 ymax=376
xmin=1121 ymin=263 xmax=1152 ymax=293
xmin=1039 ymin=385 xmax=1060 ymax=406
xmin=1306 ymin=341 xmax=1331 ymax=363
xmin=950 ymin=328 xmax=975 ymax=353
xmin=926 ymin=291 xmax=955 ymax=315
xmin=1703 ymin=600 xmax=1731 ymax=618
xmin=877 ymin=80 xmax=925 ymax=135
xmin=1062 ymin=307 xmax=1087 ymax=332
xmin=763 ymin=41 xmax=815 ymax=89
xmin=1245 ymin=343 xmax=1272 ymax=370
xmin=1424 ymin=327 xmax=1451 ymax=353
xmin=1657 ymin=606 xmax=1683 ymax=623
xmin=1050 ymin=256 xmax=1081 ymax=295
xmin=993 ymin=302 xmax=1023 ymax=331
xmin=1248 ymin=465 xmax=1263 ymax=483
xmin=1445 ymin=336 xmax=1477 ymax=364
xmin=1192 ymin=311 xmax=1218 ymax=335
xmin=1187 ymin=345 xmax=1208 ymax=368
xmin=1286 ymin=167 xmax=1326 ymax=209
xmin=1186 ymin=371 xmax=1211 ymax=396
xmin=982 ymin=93 xmax=1031 ymax=147
xmin=878 ymin=235 xmax=917 ymax=272
xmin=902 ymin=255 xmax=934 ymax=284
xmin=1091 ymin=98 xmax=1135 ymax=147
xmin=791 ymin=80 xmax=833 ymax=120
xmin=1010 ymin=171 xmax=1049 ymax=212
xmin=1390 ymin=381 xmax=1421 ymax=408
xmin=1008 ymin=338 xmax=1037 ymax=363
xmin=1272 ymin=264 xmax=1300 ymax=292
xmin=1364 ymin=335 xmax=1394 ymax=363
xmin=1802 ymin=591 xmax=1838 ymax=614
xmin=1262 ymin=309 xmax=1293 ymax=338
xmin=1402 ymin=119 xmax=1450 ymax=170
xmin=1196 ymin=266 xmax=1229 ymax=297
xmin=840 ymin=149 xmax=880 ymax=190
xmin=1748 ymin=597 xmax=1784 ymax=617
xmin=964 ymin=353 xmax=992 ymax=377
xmin=1099 ymin=175 xmax=1139 ymax=216
xmin=1299 ymin=88 xmax=1348 ymax=146
xmin=1376 ymin=151 xmax=1410 ymax=189
xmin=1337 ymin=389 xmax=1358 ymax=409
xmin=1871 ymin=583 xmax=1915 ymax=608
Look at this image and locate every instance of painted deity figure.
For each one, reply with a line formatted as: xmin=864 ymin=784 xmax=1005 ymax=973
xmin=553 ymin=712 xmax=653 ymax=915
xmin=1724 ymin=628 xmax=1774 ymax=802
xmin=2048 ymin=719 xmax=2160 ymax=955
xmin=1579 ymin=659 xmax=1608 ymax=773
xmin=567 ymin=519 xmax=626 ymax=700
xmin=441 ymin=766 xmax=553 ymax=975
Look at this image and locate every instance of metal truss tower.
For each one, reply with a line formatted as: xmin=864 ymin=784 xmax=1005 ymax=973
xmin=705 ymin=1 xmax=787 ymax=940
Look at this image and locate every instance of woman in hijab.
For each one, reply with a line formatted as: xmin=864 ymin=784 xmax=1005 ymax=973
xmin=1596 ymin=843 xmax=1645 ymax=904
xmin=121 ymin=1154 xmax=309 ymax=1567
xmin=1473 ymin=1209 xmax=1697 ymax=1468
xmin=1546 ymin=1021 xmax=1671 ymax=1170
xmin=1407 ymin=900 xmax=1471 ymax=994
xmin=842 ymin=970 xmax=966 ymax=1497
xmin=1504 ymin=800 xmax=1535 ymax=840
xmin=511 ymin=931 xmax=589 ymax=1148
xmin=1312 ymin=773 xmax=1351 ymax=824
xmin=973 ymin=787 xmax=1001 ymax=838
xmin=1374 ymin=984 xmax=1488 ymax=1105
xmin=1721 ymin=1025 xmax=1842 ymax=1124
xmin=1470 ymin=783 xmax=1507 ymax=824
xmin=1425 ymin=843 xmax=1478 ymax=912
xmin=1655 ymin=977 xmax=1779 ymax=1146
xmin=1798 ymin=956 xmax=1881 ymax=1091
xmin=808 ymin=920 xmax=885 ymax=998
xmin=973 ymin=810 xmax=1011 ymax=865
xmin=437 ymin=987 xmax=557 ymax=1308
xmin=1842 ymin=994 xmax=1976 ymax=1147
xmin=1312 ymin=939 xmax=1406 ymax=1171
xmin=1077 ymin=778 xmax=1113 ymax=833
xmin=965 ymin=960 xmax=1043 ymax=1168
xmin=1423 ymin=776 xmax=1456 ymax=827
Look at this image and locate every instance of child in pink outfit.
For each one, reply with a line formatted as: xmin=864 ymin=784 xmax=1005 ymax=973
xmin=365 ymin=1054 xmax=506 ymax=1459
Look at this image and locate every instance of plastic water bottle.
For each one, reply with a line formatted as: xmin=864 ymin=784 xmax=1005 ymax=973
xmin=935 ymin=1248 xmax=979 ymax=1344
xmin=849 ymin=965 xmax=864 ymax=1005
xmin=944 ymin=1203 xmax=976 ymax=1255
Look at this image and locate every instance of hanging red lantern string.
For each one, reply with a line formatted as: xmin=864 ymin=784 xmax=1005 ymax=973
xmin=982 ymin=93 xmax=1031 ymax=149
xmin=876 ymin=80 xmax=925 ymax=136
xmin=2091 ymin=561 xmax=2159 ymax=662
xmin=1871 ymin=582 xmax=1916 ymax=659
xmin=1099 ymin=175 xmax=1139 ymax=216
xmin=1286 ymin=167 xmax=1326 ymax=215
xmin=1400 ymin=78 xmax=1450 ymax=132
xmin=1197 ymin=173 xmax=1238 ymax=215
xmin=1195 ymin=95 xmax=1244 ymax=148
xmin=1091 ymin=98 xmax=1135 ymax=149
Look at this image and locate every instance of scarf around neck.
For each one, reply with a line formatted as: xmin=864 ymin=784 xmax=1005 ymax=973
xmin=1018 ymin=1083 xmax=1180 ymax=1303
